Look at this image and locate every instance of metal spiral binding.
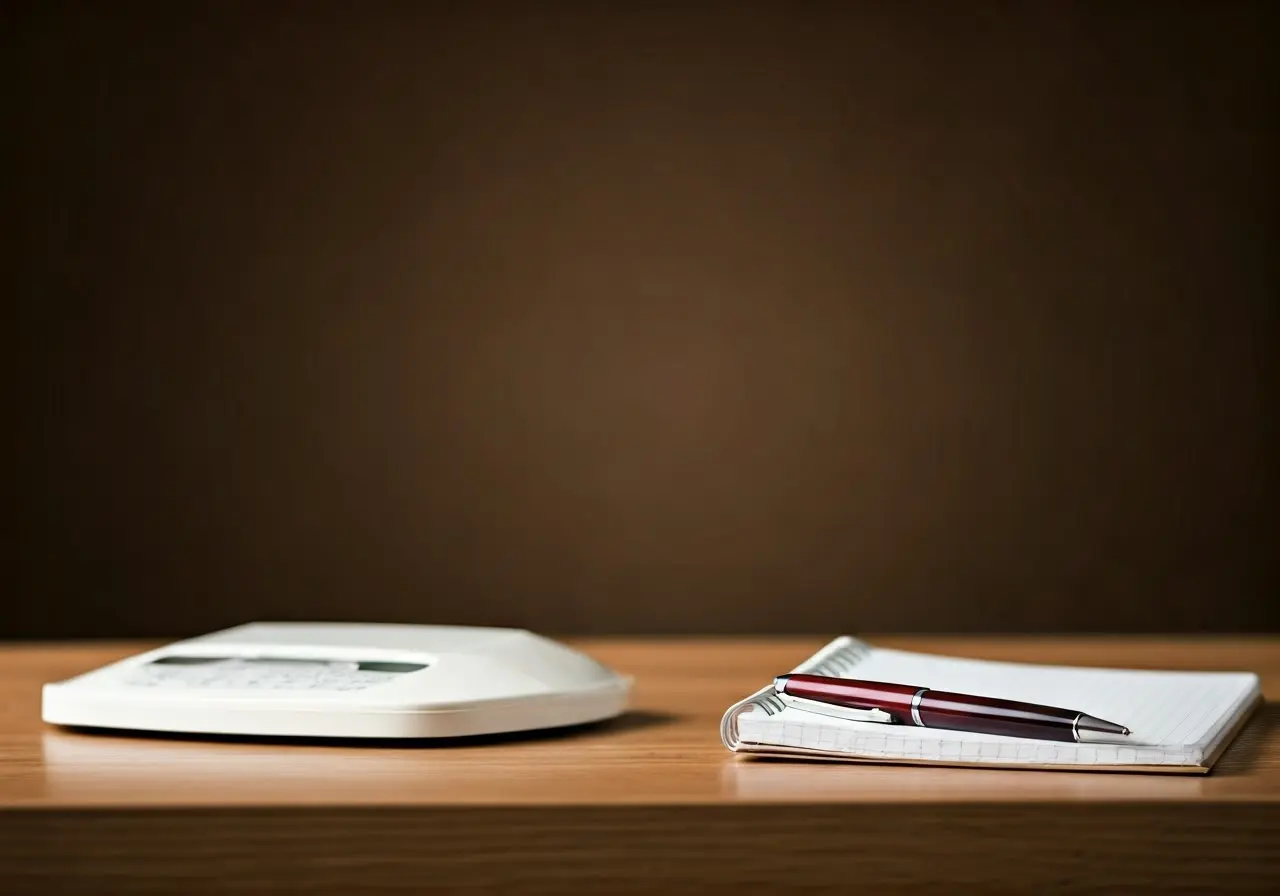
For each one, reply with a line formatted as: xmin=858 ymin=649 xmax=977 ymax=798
xmin=757 ymin=639 xmax=872 ymax=718
xmin=800 ymin=638 xmax=872 ymax=681
xmin=752 ymin=691 xmax=786 ymax=715
xmin=720 ymin=636 xmax=872 ymax=749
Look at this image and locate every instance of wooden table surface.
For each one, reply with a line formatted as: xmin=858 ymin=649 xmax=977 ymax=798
xmin=2 ymin=636 xmax=1278 ymax=893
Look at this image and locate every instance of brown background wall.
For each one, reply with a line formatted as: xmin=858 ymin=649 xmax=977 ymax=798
xmin=6 ymin=2 xmax=1277 ymax=639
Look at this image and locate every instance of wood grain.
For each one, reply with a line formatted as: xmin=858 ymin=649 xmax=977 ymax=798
xmin=2 ymin=637 xmax=1278 ymax=892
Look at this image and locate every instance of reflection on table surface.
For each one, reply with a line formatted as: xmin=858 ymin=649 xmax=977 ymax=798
xmin=34 ymin=723 xmax=1278 ymax=809
xmin=34 ymin=725 xmax=731 ymax=806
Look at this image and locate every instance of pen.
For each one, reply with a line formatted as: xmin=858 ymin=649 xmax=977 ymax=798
xmin=773 ymin=674 xmax=1131 ymax=743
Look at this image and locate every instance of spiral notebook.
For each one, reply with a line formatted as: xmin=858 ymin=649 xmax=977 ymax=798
xmin=721 ymin=637 xmax=1262 ymax=773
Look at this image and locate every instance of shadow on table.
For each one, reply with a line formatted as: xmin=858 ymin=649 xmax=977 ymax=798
xmin=52 ymin=708 xmax=681 ymax=749
xmin=1213 ymin=700 xmax=1277 ymax=777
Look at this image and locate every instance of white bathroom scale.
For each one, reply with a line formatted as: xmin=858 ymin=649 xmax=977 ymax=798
xmin=41 ymin=622 xmax=633 ymax=739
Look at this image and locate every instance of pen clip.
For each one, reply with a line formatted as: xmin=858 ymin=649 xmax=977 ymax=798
xmin=776 ymin=692 xmax=898 ymax=725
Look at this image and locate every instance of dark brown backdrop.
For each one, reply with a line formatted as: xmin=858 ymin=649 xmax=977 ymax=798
xmin=7 ymin=2 xmax=1278 ymax=639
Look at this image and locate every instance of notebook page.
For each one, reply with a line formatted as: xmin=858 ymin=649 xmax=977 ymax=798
xmin=733 ymin=640 xmax=1260 ymax=767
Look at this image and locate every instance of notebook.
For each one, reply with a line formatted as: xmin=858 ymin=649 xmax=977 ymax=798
xmin=720 ymin=637 xmax=1262 ymax=773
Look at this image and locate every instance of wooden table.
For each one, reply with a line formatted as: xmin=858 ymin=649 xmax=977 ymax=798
xmin=2 ymin=636 xmax=1277 ymax=893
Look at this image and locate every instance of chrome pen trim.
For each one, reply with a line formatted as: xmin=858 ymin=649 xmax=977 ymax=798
xmin=910 ymin=688 xmax=928 ymax=726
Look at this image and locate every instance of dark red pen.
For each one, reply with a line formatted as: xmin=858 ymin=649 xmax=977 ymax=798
xmin=774 ymin=674 xmax=1131 ymax=743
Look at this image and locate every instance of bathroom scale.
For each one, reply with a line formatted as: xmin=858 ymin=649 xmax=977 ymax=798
xmin=41 ymin=622 xmax=633 ymax=739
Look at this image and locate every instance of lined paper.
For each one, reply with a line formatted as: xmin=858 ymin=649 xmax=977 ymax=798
xmin=729 ymin=638 xmax=1260 ymax=769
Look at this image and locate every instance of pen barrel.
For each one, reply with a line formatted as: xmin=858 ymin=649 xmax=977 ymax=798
xmin=916 ymin=691 xmax=1080 ymax=742
xmin=781 ymin=675 xmax=925 ymax=718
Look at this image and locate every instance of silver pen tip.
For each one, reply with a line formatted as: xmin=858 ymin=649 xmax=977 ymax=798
xmin=773 ymin=675 xmax=790 ymax=693
xmin=1075 ymin=713 xmax=1132 ymax=743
